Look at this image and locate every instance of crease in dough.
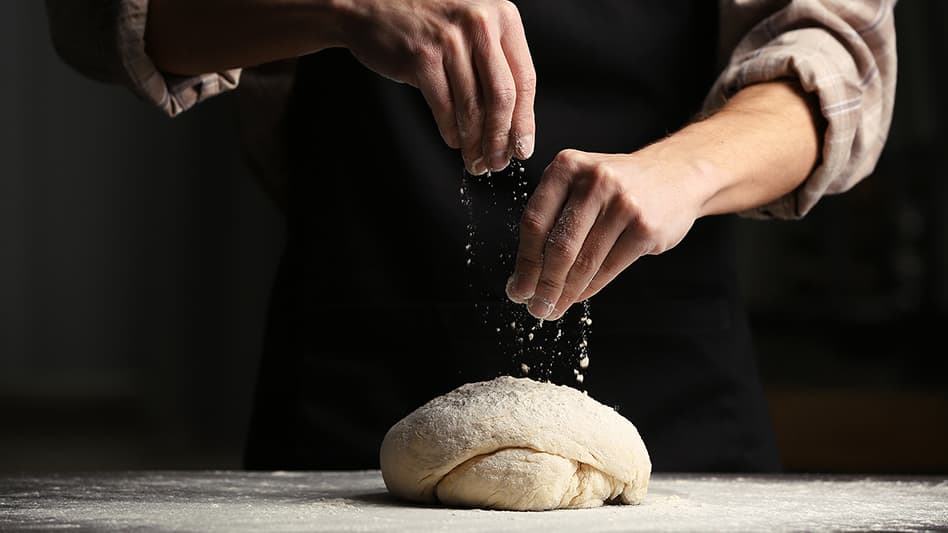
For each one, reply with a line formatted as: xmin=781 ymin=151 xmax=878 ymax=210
xmin=380 ymin=376 xmax=651 ymax=511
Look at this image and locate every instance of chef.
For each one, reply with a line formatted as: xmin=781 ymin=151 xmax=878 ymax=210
xmin=45 ymin=0 xmax=896 ymax=472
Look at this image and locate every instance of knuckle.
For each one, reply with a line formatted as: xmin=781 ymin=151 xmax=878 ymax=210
xmin=442 ymin=26 xmax=466 ymax=53
xmin=583 ymin=278 xmax=604 ymax=297
xmin=551 ymin=148 xmax=583 ymax=171
xmin=483 ymin=126 xmax=507 ymax=140
xmin=573 ymin=177 xmax=601 ymax=200
xmin=636 ymin=216 xmax=659 ymax=240
xmin=437 ymin=24 xmax=458 ymax=45
xmin=483 ymin=132 xmax=509 ymax=154
xmin=518 ymin=70 xmax=537 ymax=96
xmin=519 ymin=208 xmax=547 ymax=236
xmin=571 ymin=252 xmax=597 ymax=276
xmin=614 ymin=192 xmax=642 ymax=220
xmin=516 ymin=252 xmax=542 ymax=272
xmin=553 ymin=148 xmax=577 ymax=165
xmin=536 ymin=276 xmax=564 ymax=294
xmin=619 ymin=200 xmax=658 ymax=238
xmin=538 ymin=164 xmax=571 ymax=190
xmin=464 ymin=6 xmax=493 ymax=34
xmin=499 ymin=1 xmax=520 ymax=20
xmin=456 ymin=94 xmax=481 ymax=125
xmin=413 ymin=45 xmax=439 ymax=71
xmin=590 ymin=161 xmax=617 ymax=185
xmin=576 ymin=162 xmax=618 ymax=197
xmin=545 ymin=234 xmax=576 ymax=259
xmin=486 ymin=85 xmax=517 ymax=110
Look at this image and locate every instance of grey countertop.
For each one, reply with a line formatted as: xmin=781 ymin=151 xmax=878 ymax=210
xmin=1 ymin=470 xmax=946 ymax=532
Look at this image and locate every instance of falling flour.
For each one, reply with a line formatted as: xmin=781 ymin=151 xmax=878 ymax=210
xmin=460 ymin=160 xmax=593 ymax=386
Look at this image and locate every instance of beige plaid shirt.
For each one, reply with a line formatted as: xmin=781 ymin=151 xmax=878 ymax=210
xmin=45 ymin=0 xmax=897 ymax=219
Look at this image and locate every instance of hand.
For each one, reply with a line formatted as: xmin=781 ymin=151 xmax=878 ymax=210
xmin=341 ymin=0 xmax=536 ymax=174
xmin=505 ymin=148 xmax=713 ymax=321
xmin=505 ymin=79 xmax=824 ymax=321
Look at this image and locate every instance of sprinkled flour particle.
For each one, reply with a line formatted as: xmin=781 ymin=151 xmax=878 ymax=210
xmin=579 ymin=355 xmax=589 ymax=369
xmin=576 ymin=374 xmax=584 ymax=384
xmin=460 ymin=159 xmax=595 ymax=383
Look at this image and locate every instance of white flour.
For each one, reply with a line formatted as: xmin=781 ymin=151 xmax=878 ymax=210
xmin=2 ymin=471 xmax=945 ymax=532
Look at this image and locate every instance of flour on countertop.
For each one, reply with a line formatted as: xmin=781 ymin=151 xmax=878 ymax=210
xmin=3 ymin=471 xmax=945 ymax=532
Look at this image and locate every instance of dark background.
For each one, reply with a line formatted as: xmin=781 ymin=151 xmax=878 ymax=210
xmin=1 ymin=2 xmax=945 ymax=474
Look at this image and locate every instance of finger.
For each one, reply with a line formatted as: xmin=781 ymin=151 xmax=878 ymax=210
xmin=417 ymin=61 xmax=460 ymax=149
xmin=499 ymin=6 xmax=536 ymax=160
xmin=526 ymin=196 xmax=599 ymax=320
xmin=506 ymin=153 xmax=574 ymax=305
xmin=576 ymin=229 xmax=650 ymax=301
xmin=546 ymin=201 xmax=629 ymax=321
xmin=473 ymin=31 xmax=516 ymax=172
xmin=444 ymin=33 xmax=486 ymax=175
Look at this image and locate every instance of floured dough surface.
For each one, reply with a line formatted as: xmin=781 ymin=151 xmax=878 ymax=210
xmin=379 ymin=376 xmax=651 ymax=511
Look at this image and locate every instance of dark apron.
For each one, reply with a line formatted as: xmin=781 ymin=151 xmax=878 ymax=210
xmin=244 ymin=1 xmax=781 ymax=473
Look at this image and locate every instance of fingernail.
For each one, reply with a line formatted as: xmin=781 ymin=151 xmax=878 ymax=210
xmin=528 ymin=297 xmax=555 ymax=320
xmin=515 ymin=134 xmax=534 ymax=160
xmin=489 ymin=151 xmax=510 ymax=172
xmin=471 ymin=157 xmax=488 ymax=176
xmin=506 ymin=274 xmax=529 ymax=303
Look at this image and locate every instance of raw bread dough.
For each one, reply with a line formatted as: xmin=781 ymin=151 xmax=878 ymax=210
xmin=379 ymin=376 xmax=651 ymax=511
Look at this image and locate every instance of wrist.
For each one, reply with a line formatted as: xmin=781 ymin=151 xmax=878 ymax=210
xmin=634 ymin=131 xmax=730 ymax=220
xmin=640 ymin=81 xmax=821 ymax=219
xmin=285 ymin=0 xmax=361 ymax=51
xmin=319 ymin=0 xmax=373 ymax=49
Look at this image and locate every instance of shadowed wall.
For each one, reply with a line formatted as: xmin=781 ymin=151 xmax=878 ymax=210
xmin=1 ymin=1 xmax=944 ymax=473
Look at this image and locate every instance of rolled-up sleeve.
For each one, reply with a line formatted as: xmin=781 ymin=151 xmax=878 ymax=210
xmin=705 ymin=0 xmax=898 ymax=219
xmin=45 ymin=0 xmax=239 ymax=117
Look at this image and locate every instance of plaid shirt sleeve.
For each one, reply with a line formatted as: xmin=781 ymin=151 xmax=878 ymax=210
xmin=706 ymin=0 xmax=898 ymax=219
xmin=45 ymin=0 xmax=239 ymax=117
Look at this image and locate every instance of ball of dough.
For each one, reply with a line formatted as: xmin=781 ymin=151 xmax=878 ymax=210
xmin=380 ymin=376 xmax=651 ymax=511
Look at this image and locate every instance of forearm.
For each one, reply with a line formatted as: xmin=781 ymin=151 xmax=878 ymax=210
xmin=145 ymin=0 xmax=348 ymax=75
xmin=644 ymin=80 xmax=824 ymax=218
xmin=506 ymin=80 xmax=823 ymax=318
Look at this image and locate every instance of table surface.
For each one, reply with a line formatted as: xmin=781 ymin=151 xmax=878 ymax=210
xmin=1 ymin=470 xmax=946 ymax=532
